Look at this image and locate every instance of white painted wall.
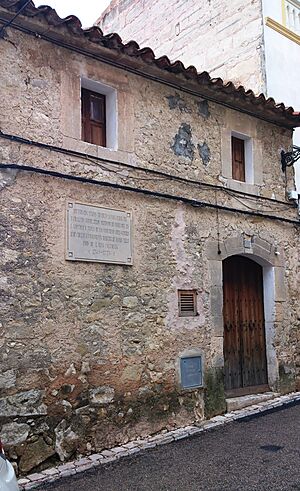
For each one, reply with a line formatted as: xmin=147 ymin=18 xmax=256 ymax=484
xmin=262 ymin=0 xmax=300 ymax=187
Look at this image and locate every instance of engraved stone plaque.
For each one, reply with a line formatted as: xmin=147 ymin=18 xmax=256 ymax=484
xmin=180 ymin=356 xmax=202 ymax=389
xmin=66 ymin=202 xmax=132 ymax=265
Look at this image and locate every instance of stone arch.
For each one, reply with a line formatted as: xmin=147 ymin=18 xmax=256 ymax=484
xmin=206 ymin=233 xmax=285 ymax=390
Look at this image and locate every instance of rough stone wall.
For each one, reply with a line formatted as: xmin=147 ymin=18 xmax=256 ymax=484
xmin=98 ymin=0 xmax=265 ymax=93
xmin=0 ymin=21 xmax=299 ymax=476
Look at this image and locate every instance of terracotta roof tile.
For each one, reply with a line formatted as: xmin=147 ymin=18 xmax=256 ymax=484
xmin=0 ymin=0 xmax=299 ymax=128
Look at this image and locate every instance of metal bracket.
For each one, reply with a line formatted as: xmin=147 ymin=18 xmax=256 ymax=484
xmin=281 ymin=146 xmax=300 ymax=172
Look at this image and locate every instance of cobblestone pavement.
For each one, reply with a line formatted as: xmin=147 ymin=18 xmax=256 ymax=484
xmin=19 ymin=392 xmax=300 ymax=490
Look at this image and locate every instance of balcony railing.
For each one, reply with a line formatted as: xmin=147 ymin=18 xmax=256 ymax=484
xmin=284 ymin=0 xmax=300 ymax=33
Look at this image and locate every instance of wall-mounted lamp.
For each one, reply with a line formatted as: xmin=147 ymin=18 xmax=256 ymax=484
xmin=281 ymin=147 xmax=300 ymax=172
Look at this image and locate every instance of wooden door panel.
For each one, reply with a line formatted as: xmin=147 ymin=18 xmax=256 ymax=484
xmin=223 ymin=259 xmax=242 ymax=390
xmin=223 ymin=256 xmax=268 ymax=391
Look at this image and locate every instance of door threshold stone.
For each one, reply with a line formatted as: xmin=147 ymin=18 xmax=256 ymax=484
xmin=226 ymin=392 xmax=279 ymax=412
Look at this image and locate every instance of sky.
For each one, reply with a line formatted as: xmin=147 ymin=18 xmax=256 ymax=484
xmin=34 ymin=0 xmax=111 ymax=27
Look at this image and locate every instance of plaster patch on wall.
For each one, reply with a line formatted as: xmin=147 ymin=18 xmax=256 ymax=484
xmin=0 ymin=169 xmax=18 ymax=190
xmin=166 ymin=206 xmax=205 ymax=330
xmin=197 ymin=100 xmax=210 ymax=118
xmin=166 ymin=93 xmax=190 ymax=113
xmin=198 ymin=142 xmax=211 ymax=165
xmin=169 ymin=207 xmax=191 ymax=276
xmin=171 ymin=123 xmax=195 ymax=160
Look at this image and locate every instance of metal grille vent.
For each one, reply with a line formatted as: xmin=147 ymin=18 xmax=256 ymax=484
xmin=178 ymin=290 xmax=197 ymax=317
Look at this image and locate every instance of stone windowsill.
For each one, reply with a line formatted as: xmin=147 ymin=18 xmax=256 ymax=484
xmin=223 ymin=178 xmax=260 ymax=195
xmin=62 ymin=136 xmax=135 ymax=167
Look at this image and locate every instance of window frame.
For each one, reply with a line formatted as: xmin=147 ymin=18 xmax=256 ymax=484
xmin=231 ymin=131 xmax=254 ymax=184
xmin=80 ymin=78 xmax=118 ymax=150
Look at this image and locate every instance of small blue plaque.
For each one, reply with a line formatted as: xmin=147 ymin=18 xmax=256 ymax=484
xmin=180 ymin=356 xmax=202 ymax=389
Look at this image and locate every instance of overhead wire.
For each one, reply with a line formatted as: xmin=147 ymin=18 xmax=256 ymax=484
xmin=0 ymin=0 xmax=32 ymax=38
xmin=0 ymin=162 xmax=299 ymax=226
xmin=0 ymin=131 xmax=294 ymax=210
xmin=223 ymin=189 xmax=293 ymax=213
xmin=87 ymin=153 xmax=293 ymax=213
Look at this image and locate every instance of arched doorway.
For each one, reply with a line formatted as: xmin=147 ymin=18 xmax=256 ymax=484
xmin=223 ymin=255 xmax=268 ymax=395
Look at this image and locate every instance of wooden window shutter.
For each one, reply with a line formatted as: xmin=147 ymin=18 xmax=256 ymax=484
xmin=81 ymin=88 xmax=106 ymax=147
xmin=178 ymin=290 xmax=197 ymax=317
xmin=232 ymin=136 xmax=245 ymax=182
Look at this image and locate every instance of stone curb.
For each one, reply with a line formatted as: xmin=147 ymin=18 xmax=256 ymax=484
xmin=19 ymin=391 xmax=300 ymax=490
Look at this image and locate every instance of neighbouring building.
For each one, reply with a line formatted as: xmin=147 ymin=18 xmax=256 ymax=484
xmin=0 ymin=0 xmax=299 ymax=476
xmin=98 ymin=0 xmax=300 ymax=181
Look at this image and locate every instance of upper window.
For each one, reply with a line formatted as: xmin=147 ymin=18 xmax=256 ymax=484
xmin=231 ymin=132 xmax=253 ymax=184
xmin=82 ymin=88 xmax=106 ymax=147
xmin=231 ymin=136 xmax=245 ymax=182
xmin=220 ymin=124 xmax=259 ymax=191
xmin=81 ymin=78 xmax=117 ymax=150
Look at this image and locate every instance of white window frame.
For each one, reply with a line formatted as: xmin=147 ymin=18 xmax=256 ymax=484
xmin=220 ymin=121 xmax=263 ymax=194
xmin=231 ymin=130 xmax=254 ymax=184
xmin=81 ymin=77 xmax=118 ymax=150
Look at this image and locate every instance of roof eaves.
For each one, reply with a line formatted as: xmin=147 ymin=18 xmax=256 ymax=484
xmin=0 ymin=0 xmax=300 ymax=129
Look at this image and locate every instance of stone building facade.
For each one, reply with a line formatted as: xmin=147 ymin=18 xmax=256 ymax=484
xmin=0 ymin=0 xmax=299 ymax=476
xmin=98 ymin=0 xmax=300 ymax=151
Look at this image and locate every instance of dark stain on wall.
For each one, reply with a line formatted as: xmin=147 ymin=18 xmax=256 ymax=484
xmin=198 ymin=142 xmax=211 ymax=165
xmin=198 ymin=99 xmax=210 ymax=118
xmin=171 ymin=123 xmax=195 ymax=159
xmin=166 ymin=93 xmax=190 ymax=112
xmin=279 ymin=363 xmax=296 ymax=394
xmin=204 ymin=368 xmax=226 ymax=418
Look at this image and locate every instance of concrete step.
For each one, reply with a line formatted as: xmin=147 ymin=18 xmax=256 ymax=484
xmin=226 ymin=392 xmax=280 ymax=412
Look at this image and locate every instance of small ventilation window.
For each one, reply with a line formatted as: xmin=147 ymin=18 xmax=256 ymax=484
xmin=178 ymin=290 xmax=197 ymax=317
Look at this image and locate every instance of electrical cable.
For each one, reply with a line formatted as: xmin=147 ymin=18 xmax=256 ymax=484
xmin=223 ymin=189 xmax=292 ymax=213
xmin=1 ymin=162 xmax=299 ymax=226
xmin=0 ymin=14 xmax=297 ymax=131
xmin=0 ymin=0 xmax=31 ymax=38
xmin=0 ymin=131 xmax=294 ymax=208
xmin=215 ymin=191 xmax=222 ymax=255
xmin=0 ymin=4 xmax=298 ymax=219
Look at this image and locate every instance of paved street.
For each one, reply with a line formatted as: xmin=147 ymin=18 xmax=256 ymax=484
xmin=40 ymin=401 xmax=300 ymax=491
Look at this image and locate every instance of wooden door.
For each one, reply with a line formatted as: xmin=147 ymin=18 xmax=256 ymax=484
xmin=223 ymin=256 xmax=268 ymax=393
